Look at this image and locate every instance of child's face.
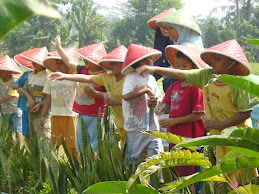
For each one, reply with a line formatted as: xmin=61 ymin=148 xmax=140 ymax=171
xmin=32 ymin=62 xmax=46 ymax=73
xmin=142 ymin=57 xmax=153 ymax=66
xmin=0 ymin=70 xmax=12 ymax=79
xmin=167 ymin=26 xmax=179 ymax=42
xmin=160 ymin=27 xmax=169 ymax=37
xmin=56 ymin=59 xmax=69 ymax=73
xmin=110 ymin=62 xmax=122 ymax=75
xmin=84 ymin=59 xmax=99 ymax=70
xmin=210 ymin=54 xmax=234 ymax=74
xmin=175 ymin=58 xmax=196 ymax=70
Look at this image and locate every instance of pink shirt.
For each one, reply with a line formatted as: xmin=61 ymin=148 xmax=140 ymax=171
xmin=73 ymin=65 xmax=106 ymax=117
xmin=162 ymin=80 xmax=205 ymax=138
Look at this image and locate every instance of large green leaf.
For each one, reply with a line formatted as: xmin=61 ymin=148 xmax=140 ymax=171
xmin=83 ymin=181 xmax=159 ymax=194
xmin=217 ymin=74 xmax=259 ymax=97
xmin=246 ymin=38 xmax=259 ymax=45
xmin=170 ymin=156 xmax=259 ymax=192
xmin=228 ymin=184 xmax=259 ymax=194
xmin=0 ymin=0 xmax=61 ymax=39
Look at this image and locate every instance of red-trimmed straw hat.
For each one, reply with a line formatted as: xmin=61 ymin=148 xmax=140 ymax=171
xmin=98 ymin=45 xmax=128 ymax=70
xmin=75 ymin=43 xmax=107 ymax=66
xmin=43 ymin=47 xmax=79 ymax=72
xmin=0 ymin=55 xmax=22 ymax=74
xmin=121 ymin=44 xmax=162 ymax=75
xmin=147 ymin=8 xmax=176 ymax=30
xmin=201 ymin=39 xmax=251 ymax=76
xmin=21 ymin=47 xmax=48 ymax=67
xmin=14 ymin=48 xmax=39 ymax=71
xmin=165 ymin=45 xmax=206 ymax=69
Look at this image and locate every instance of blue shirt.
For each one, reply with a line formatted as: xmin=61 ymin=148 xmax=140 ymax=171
xmin=15 ymin=71 xmax=31 ymax=111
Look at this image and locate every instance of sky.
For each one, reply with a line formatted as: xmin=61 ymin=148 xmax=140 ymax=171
xmin=93 ymin=0 xmax=232 ymax=18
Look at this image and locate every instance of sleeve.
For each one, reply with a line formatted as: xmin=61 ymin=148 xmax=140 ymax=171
xmin=15 ymin=75 xmax=23 ymax=87
xmin=122 ymin=74 xmax=135 ymax=96
xmin=191 ymin=86 xmax=205 ymax=113
xmin=230 ymin=86 xmax=252 ymax=112
xmin=184 ymin=68 xmax=213 ymax=89
xmin=162 ymin=84 xmax=173 ymax=106
xmin=42 ymin=80 xmax=51 ymax=95
xmin=75 ymin=65 xmax=85 ymax=74
xmin=91 ymin=74 xmax=105 ymax=87
xmin=7 ymin=87 xmax=19 ymax=97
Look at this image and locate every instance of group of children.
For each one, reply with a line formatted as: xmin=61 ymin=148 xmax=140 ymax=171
xmin=0 ymin=8 xmax=258 ymax=190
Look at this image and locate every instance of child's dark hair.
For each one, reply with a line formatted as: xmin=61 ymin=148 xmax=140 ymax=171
xmin=176 ymin=51 xmax=196 ymax=67
xmin=131 ymin=62 xmax=141 ymax=69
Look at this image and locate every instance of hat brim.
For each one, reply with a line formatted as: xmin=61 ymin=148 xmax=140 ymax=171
xmin=157 ymin=20 xmax=202 ymax=35
xmin=147 ymin=19 xmax=158 ymax=30
xmin=13 ymin=58 xmax=34 ymax=71
xmin=122 ymin=51 xmax=162 ymax=75
xmin=21 ymin=55 xmax=45 ymax=67
xmin=201 ymin=50 xmax=251 ymax=76
xmin=98 ymin=59 xmax=124 ymax=71
xmin=165 ymin=45 xmax=202 ymax=69
xmin=0 ymin=68 xmax=21 ymax=74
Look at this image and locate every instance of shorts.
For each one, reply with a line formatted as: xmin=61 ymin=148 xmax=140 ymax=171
xmin=76 ymin=114 xmax=100 ymax=150
xmin=126 ymin=130 xmax=164 ymax=164
xmin=3 ymin=112 xmax=23 ymax=133
xmin=22 ymin=111 xmax=30 ymax=136
xmin=51 ymin=116 xmax=77 ymax=149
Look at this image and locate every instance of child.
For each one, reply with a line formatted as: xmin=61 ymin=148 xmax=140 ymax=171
xmin=121 ymin=44 xmax=164 ymax=164
xmin=48 ymin=45 xmax=128 ymax=147
xmin=136 ymin=39 xmax=256 ymax=184
xmin=19 ymin=47 xmax=51 ymax=149
xmin=52 ymin=36 xmax=106 ymax=156
xmin=12 ymin=49 xmax=35 ymax=144
xmin=0 ymin=55 xmax=23 ymax=148
xmin=40 ymin=47 xmax=78 ymax=158
xmin=158 ymin=45 xmax=206 ymax=178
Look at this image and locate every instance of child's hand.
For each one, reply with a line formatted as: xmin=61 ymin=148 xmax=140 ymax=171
xmin=84 ymin=85 xmax=95 ymax=96
xmin=39 ymin=117 xmax=45 ymax=130
xmin=136 ymin=65 xmax=152 ymax=76
xmin=155 ymin=105 xmax=170 ymax=115
xmin=105 ymin=97 xmax=120 ymax=106
xmin=159 ymin=118 xmax=177 ymax=128
xmin=31 ymin=103 xmax=41 ymax=113
xmin=27 ymin=99 xmax=35 ymax=108
xmin=147 ymin=96 xmax=158 ymax=108
xmin=204 ymin=119 xmax=223 ymax=130
xmin=47 ymin=72 xmax=66 ymax=81
xmin=11 ymin=84 xmax=20 ymax=90
xmin=51 ymin=35 xmax=62 ymax=48
xmin=17 ymin=88 xmax=26 ymax=97
xmin=145 ymin=86 xmax=155 ymax=97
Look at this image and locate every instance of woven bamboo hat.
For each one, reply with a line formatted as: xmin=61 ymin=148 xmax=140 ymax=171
xmin=121 ymin=44 xmax=162 ymax=75
xmin=43 ymin=47 xmax=79 ymax=72
xmin=201 ymin=39 xmax=251 ymax=76
xmin=21 ymin=47 xmax=48 ymax=67
xmin=147 ymin=8 xmax=176 ymax=30
xmin=165 ymin=45 xmax=206 ymax=69
xmin=0 ymin=55 xmax=22 ymax=74
xmin=75 ymin=43 xmax=107 ymax=66
xmin=156 ymin=8 xmax=202 ymax=35
xmin=14 ymin=48 xmax=39 ymax=71
xmin=98 ymin=45 xmax=128 ymax=70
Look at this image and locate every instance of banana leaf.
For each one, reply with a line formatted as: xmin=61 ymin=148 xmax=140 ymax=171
xmin=228 ymin=184 xmax=259 ymax=194
xmin=0 ymin=0 xmax=61 ymax=39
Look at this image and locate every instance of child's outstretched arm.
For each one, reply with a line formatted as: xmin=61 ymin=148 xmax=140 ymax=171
xmin=204 ymin=111 xmax=251 ymax=131
xmin=159 ymin=112 xmax=204 ymax=128
xmin=52 ymin=35 xmax=77 ymax=72
xmin=48 ymin=72 xmax=94 ymax=83
xmin=136 ymin=65 xmax=186 ymax=80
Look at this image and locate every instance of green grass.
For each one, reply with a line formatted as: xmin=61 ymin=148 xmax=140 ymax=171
xmin=251 ymin=62 xmax=259 ymax=75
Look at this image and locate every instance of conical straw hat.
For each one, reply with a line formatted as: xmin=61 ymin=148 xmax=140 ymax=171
xmin=0 ymin=55 xmax=22 ymax=74
xmin=147 ymin=8 xmax=176 ymax=30
xmin=121 ymin=44 xmax=162 ymax=75
xmin=75 ymin=43 xmax=107 ymax=66
xmin=14 ymin=48 xmax=38 ymax=71
xmin=98 ymin=45 xmax=128 ymax=70
xmin=156 ymin=8 xmax=202 ymax=35
xmin=43 ymin=47 xmax=79 ymax=72
xmin=21 ymin=47 xmax=48 ymax=67
xmin=201 ymin=39 xmax=251 ymax=76
xmin=165 ymin=45 xmax=206 ymax=69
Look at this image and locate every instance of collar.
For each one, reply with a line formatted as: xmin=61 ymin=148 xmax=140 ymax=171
xmin=0 ymin=77 xmax=14 ymax=85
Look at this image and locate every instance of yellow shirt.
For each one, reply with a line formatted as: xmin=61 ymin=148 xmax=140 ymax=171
xmin=91 ymin=73 xmax=126 ymax=129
